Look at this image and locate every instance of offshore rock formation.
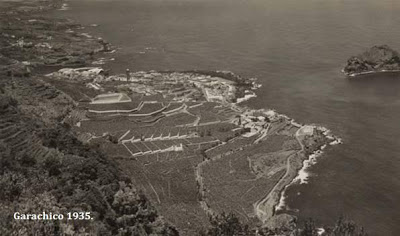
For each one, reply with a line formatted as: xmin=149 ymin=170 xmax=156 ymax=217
xmin=343 ymin=45 xmax=400 ymax=76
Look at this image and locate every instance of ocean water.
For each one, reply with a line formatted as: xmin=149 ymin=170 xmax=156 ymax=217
xmin=53 ymin=0 xmax=400 ymax=235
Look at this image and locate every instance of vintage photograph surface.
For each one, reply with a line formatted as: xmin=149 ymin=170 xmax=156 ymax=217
xmin=1 ymin=0 xmax=399 ymax=235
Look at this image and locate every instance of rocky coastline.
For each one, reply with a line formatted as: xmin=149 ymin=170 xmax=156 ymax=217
xmin=343 ymin=45 xmax=400 ymax=77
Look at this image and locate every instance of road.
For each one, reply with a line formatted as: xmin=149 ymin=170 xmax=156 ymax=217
xmin=254 ymin=125 xmax=306 ymax=223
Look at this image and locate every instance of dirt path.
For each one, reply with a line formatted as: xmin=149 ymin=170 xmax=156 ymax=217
xmin=254 ymin=152 xmax=296 ymax=222
xmin=254 ymin=125 xmax=305 ymax=223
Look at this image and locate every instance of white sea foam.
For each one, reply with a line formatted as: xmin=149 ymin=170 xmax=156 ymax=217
xmin=275 ymin=150 xmax=324 ymax=211
xmin=105 ymin=49 xmax=117 ymax=54
xmin=330 ymin=138 xmax=342 ymax=145
xmin=92 ymin=59 xmax=106 ymax=65
xmin=92 ymin=57 xmax=115 ymax=65
xmin=276 ymin=134 xmax=342 ymax=209
xmin=293 ymin=150 xmax=323 ymax=184
xmin=80 ymin=33 xmax=92 ymax=38
xmin=236 ymin=91 xmax=257 ymax=104
xmin=274 ymin=187 xmax=288 ymax=212
xmin=58 ymin=3 xmax=69 ymax=11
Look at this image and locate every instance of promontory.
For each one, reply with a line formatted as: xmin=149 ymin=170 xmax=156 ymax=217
xmin=343 ymin=45 xmax=400 ymax=76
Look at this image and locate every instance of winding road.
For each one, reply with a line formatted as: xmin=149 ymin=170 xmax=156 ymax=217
xmin=254 ymin=125 xmax=307 ymax=223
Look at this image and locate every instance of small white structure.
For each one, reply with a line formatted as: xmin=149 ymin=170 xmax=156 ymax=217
xmin=264 ymin=110 xmax=277 ymax=119
xmin=299 ymin=125 xmax=314 ymax=136
xmin=47 ymin=67 xmax=104 ymax=81
xmin=86 ymin=82 xmax=102 ymax=90
xmin=91 ymin=93 xmax=131 ymax=104
xmin=204 ymin=88 xmax=224 ymax=102
xmin=170 ymin=144 xmax=183 ymax=152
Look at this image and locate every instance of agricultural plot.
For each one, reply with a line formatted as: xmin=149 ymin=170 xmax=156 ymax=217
xmin=162 ymin=140 xmax=178 ymax=148
xmin=198 ymin=123 xmax=241 ymax=142
xmin=186 ymin=136 xmax=219 ymax=144
xmin=124 ymin=142 xmax=141 ymax=155
xmin=101 ymin=143 xmax=132 ymax=158
xmin=152 ymin=140 xmax=169 ymax=149
xmin=267 ymin=120 xmax=292 ymax=135
xmin=249 ymin=150 xmax=296 ymax=177
xmin=188 ymin=102 xmax=219 ymax=115
xmin=163 ymin=102 xmax=185 ymax=114
xmin=170 ymin=128 xmax=179 ymax=137
xmin=151 ymin=128 xmax=164 ymax=139
xmin=140 ymin=93 xmax=165 ymax=102
xmin=214 ymin=106 xmax=240 ymax=120
xmin=202 ymin=150 xmax=286 ymax=223
xmin=117 ymin=155 xmax=209 ymax=235
xmin=135 ymin=114 xmax=165 ymax=123
xmin=178 ymin=127 xmax=189 ymax=137
xmin=65 ymin=70 xmax=313 ymax=235
xmin=79 ymin=119 xmax=134 ymax=135
xmin=276 ymin=123 xmax=299 ymax=137
xmin=198 ymin=112 xmax=221 ymax=125
xmin=205 ymin=136 xmax=257 ymax=158
xmin=134 ymin=142 xmax=151 ymax=153
xmin=140 ymin=153 xmax=159 ymax=164
xmin=248 ymin=135 xmax=297 ymax=154
xmin=141 ymin=156 xmax=203 ymax=203
xmin=160 ymin=113 xmax=197 ymax=127
xmin=135 ymin=102 xmax=166 ymax=115
xmin=87 ymin=101 xmax=140 ymax=112
xmin=44 ymin=78 xmax=100 ymax=101
xmin=145 ymin=142 xmax=161 ymax=152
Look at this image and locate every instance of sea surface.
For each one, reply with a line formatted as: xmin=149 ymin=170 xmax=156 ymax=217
xmin=52 ymin=0 xmax=400 ymax=235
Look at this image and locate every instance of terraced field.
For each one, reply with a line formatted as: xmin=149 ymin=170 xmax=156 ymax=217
xmin=0 ymin=114 xmax=50 ymax=163
xmin=201 ymin=132 xmax=302 ymax=223
xmin=68 ymin=89 xmax=250 ymax=234
xmin=1 ymin=3 xmax=332 ymax=233
xmin=40 ymin=67 xmax=335 ymax=235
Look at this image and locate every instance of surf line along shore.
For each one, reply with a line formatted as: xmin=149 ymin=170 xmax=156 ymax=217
xmin=47 ymin=67 xmax=342 ymax=229
xmin=256 ymin=121 xmax=342 ymax=223
xmin=253 ymin=116 xmax=342 ymax=224
xmin=44 ymin=23 xmax=342 ymax=232
xmin=4 ymin=0 xmax=342 ymax=231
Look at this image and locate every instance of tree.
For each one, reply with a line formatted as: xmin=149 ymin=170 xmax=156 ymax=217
xmin=200 ymin=213 xmax=253 ymax=236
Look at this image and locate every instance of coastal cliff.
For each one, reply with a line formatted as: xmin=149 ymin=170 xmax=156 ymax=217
xmin=343 ymin=45 xmax=400 ymax=76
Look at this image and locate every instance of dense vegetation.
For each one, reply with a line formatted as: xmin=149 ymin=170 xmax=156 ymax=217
xmin=0 ymin=79 xmax=178 ymax=235
xmin=200 ymin=213 xmax=367 ymax=236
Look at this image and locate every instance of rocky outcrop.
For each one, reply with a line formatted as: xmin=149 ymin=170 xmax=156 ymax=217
xmin=343 ymin=45 xmax=400 ymax=76
xmin=0 ymin=0 xmax=113 ymax=78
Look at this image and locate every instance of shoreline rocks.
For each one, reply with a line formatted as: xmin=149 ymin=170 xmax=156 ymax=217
xmin=343 ymin=45 xmax=400 ymax=77
xmin=0 ymin=0 xmax=113 ymax=77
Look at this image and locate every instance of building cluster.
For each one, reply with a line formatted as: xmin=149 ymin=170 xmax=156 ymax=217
xmin=232 ymin=111 xmax=269 ymax=137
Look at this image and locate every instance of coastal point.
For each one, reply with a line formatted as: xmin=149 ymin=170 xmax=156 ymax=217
xmin=0 ymin=0 xmax=363 ymax=235
xmin=44 ymin=66 xmax=340 ymax=233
